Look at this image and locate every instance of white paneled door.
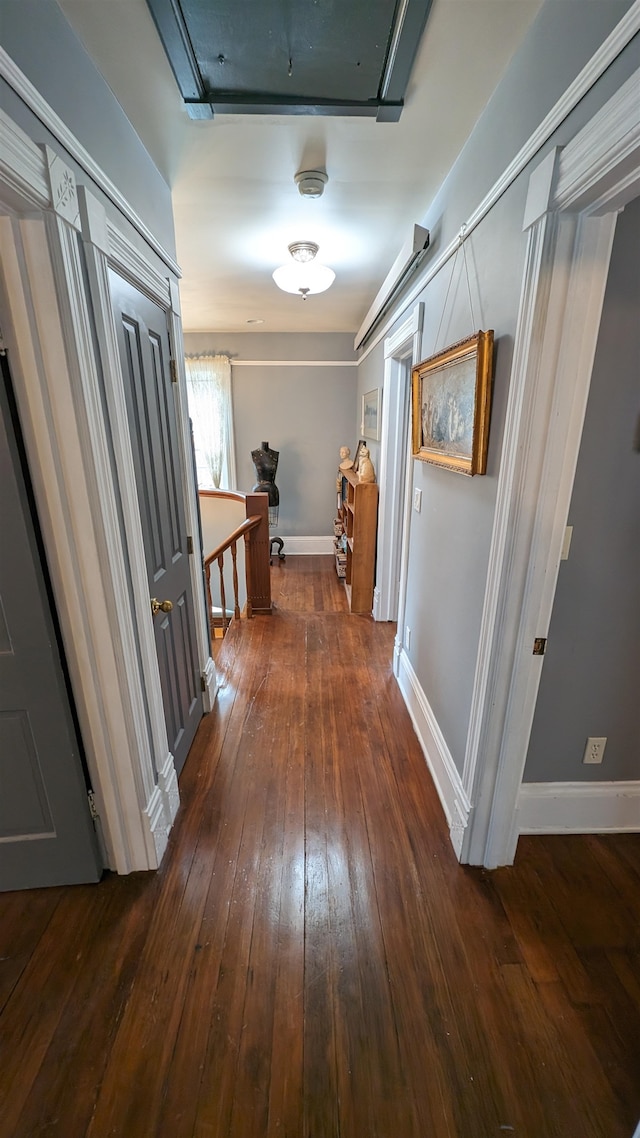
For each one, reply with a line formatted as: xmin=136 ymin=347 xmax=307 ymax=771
xmin=0 ymin=354 xmax=101 ymax=891
xmin=109 ymin=271 xmax=202 ymax=776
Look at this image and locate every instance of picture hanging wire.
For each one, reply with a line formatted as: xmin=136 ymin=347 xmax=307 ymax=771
xmin=432 ymin=223 xmax=478 ymax=356
xmin=461 ymin=226 xmax=477 ymax=331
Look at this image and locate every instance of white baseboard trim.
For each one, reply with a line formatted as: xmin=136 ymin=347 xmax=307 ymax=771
xmin=393 ymin=632 xmax=403 ymax=677
xmin=280 ymin=535 xmax=334 ymax=555
xmin=143 ymin=784 xmax=170 ymax=868
xmin=202 ymin=655 xmax=217 ymax=710
xmin=158 ymin=750 xmax=180 ymax=825
xmin=518 ymin=780 xmax=640 ymax=834
xmin=395 ymin=648 xmax=471 ymax=859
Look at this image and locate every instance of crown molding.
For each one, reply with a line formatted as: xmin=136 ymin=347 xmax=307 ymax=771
xmin=0 ymin=46 xmax=181 ymax=278
xmin=357 ymin=0 xmax=640 ymax=363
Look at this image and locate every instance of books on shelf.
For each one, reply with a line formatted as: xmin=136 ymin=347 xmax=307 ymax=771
xmin=332 ymin=466 xmax=378 ymax=612
xmin=333 ymin=529 xmax=347 ymax=577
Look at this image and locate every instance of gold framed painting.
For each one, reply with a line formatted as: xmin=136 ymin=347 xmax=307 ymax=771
xmin=411 ymin=330 xmax=494 ymax=476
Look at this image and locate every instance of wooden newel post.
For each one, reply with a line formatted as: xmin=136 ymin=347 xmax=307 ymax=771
xmin=245 ymin=492 xmax=272 ymax=615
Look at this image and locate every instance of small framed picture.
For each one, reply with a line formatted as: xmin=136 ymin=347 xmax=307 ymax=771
xmin=362 ymin=388 xmax=380 ymax=441
xmin=352 ymin=439 xmax=368 ymax=472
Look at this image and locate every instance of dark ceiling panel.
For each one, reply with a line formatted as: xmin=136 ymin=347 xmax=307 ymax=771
xmin=146 ymin=0 xmax=433 ymax=119
xmin=187 ymin=0 xmax=396 ymax=102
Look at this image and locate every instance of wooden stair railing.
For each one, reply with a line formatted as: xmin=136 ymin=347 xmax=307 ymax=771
xmin=201 ymin=490 xmax=272 ymax=644
xmin=204 ymin=515 xmax=260 ymax=636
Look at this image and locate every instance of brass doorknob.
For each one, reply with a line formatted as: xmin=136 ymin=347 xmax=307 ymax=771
xmin=151 ymin=597 xmax=173 ymax=615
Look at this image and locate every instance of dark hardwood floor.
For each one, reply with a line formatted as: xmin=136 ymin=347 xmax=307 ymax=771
xmin=1 ymin=555 xmax=639 ymax=1137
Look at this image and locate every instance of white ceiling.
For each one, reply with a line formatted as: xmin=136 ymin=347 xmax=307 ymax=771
xmin=59 ymin=0 xmax=543 ymax=335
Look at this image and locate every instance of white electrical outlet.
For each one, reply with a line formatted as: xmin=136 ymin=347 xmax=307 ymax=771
xmin=583 ymin=736 xmax=607 ymax=764
xmin=413 ymin=488 xmax=422 ymax=513
xmin=405 ymin=626 xmax=411 ymax=650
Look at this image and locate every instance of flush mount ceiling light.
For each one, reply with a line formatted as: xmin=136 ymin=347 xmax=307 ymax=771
xmin=272 ymin=241 xmax=335 ymax=300
xmin=294 ymin=170 xmax=328 ymax=198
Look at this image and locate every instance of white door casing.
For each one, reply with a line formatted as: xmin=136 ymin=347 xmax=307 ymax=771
xmin=86 ymin=203 xmax=216 ymax=710
xmin=463 ymin=68 xmax=640 ymax=867
xmin=374 ymin=303 xmax=423 ymax=626
xmin=0 ymin=101 xmax=215 ymax=872
xmin=0 ymin=191 xmax=160 ymax=873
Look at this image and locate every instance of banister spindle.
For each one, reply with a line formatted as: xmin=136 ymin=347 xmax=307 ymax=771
xmin=231 ymin=540 xmax=241 ymax=620
xmin=244 ymin=531 xmax=253 ymax=619
xmin=217 ymin=553 xmax=227 ymax=633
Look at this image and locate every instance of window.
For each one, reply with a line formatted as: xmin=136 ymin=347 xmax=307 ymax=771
xmin=184 ymin=354 xmax=237 ymax=490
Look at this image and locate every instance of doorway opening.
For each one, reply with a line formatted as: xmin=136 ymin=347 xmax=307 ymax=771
xmin=374 ymin=304 xmax=423 ymax=672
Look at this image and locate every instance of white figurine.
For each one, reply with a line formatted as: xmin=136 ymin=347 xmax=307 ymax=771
xmin=339 ymin=445 xmax=354 ymax=471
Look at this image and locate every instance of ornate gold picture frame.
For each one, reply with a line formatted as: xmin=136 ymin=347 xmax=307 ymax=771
xmin=411 ymin=329 xmax=494 ymax=476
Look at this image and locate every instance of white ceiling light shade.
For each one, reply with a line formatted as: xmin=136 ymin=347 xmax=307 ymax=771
xmin=272 ymin=241 xmax=335 ymax=299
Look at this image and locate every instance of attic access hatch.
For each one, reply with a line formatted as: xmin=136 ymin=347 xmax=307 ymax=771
xmin=145 ymin=0 xmax=434 ymax=120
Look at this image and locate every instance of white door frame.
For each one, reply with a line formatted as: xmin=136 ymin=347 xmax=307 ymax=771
xmin=374 ymin=303 xmax=423 ymax=624
xmin=0 ymin=96 xmax=215 ymax=872
xmin=462 ymin=69 xmax=640 ymax=866
xmin=79 ymin=188 xmax=215 ymax=823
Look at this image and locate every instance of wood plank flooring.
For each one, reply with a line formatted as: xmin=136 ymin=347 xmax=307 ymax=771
xmin=1 ymin=554 xmax=639 ymax=1137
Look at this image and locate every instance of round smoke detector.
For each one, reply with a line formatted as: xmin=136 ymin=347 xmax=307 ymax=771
xmin=295 ymin=169 xmax=328 ymax=198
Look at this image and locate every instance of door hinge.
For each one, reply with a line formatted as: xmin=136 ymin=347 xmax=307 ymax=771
xmin=87 ymin=789 xmax=99 ymax=820
xmin=170 ymin=358 xmax=178 ymax=384
xmin=0 ymin=324 xmax=6 ymax=355
xmin=200 ymin=675 xmax=206 ymax=692
xmin=187 ymin=534 xmax=194 ymax=555
xmin=533 ymin=637 xmax=547 ymax=656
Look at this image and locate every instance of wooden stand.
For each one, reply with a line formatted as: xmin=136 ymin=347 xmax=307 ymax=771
xmin=335 ymin=468 xmax=378 ymax=614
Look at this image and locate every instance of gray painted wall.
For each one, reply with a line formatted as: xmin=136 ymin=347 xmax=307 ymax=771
xmin=358 ymin=1 xmax=639 ymax=776
xmin=356 ymin=342 xmax=385 ymax=481
xmin=183 ymin=333 xmax=357 ymax=537
xmin=384 ymin=185 xmax=527 ymax=769
xmin=0 ymin=0 xmax=176 ymax=258
xmin=524 ymin=195 xmax=640 ymax=784
xmin=411 ymin=0 xmax=636 ymax=272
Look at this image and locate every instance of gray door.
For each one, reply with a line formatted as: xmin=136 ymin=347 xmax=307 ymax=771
xmin=109 ymin=272 xmax=202 ymax=776
xmin=0 ymin=355 xmax=101 ymax=891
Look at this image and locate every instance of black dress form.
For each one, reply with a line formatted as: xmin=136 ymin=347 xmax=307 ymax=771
xmin=251 ymin=441 xmax=280 ymax=508
xmin=251 ymin=441 xmax=284 ymax=561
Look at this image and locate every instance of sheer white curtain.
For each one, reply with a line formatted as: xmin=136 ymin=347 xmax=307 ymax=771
xmin=184 ymin=354 xmax=237 ymax=490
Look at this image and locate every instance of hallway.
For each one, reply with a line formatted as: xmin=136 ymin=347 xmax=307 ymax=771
xmin=0 ymin=556 xmax=638 ymax=1137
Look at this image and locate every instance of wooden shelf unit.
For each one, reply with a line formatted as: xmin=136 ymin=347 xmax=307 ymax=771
xmin=336 ymin=468 xmax=378 ymax=614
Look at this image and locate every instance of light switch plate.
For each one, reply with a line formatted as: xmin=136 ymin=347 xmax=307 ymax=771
xmin=413 ymin=488 xmax=422 ymax=513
